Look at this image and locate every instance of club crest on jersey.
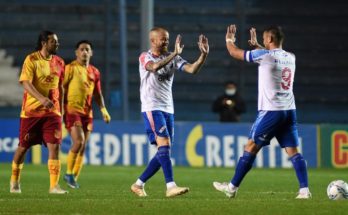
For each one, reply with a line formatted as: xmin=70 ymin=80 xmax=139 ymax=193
xmin=44 ymin=75 xmax=54 ymax=83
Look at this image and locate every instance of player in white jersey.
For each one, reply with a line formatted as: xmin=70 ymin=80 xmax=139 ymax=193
xmin=213 ymin=25 xmax=311 ymax=199
xmin=131 ymin=27 xmax=209 ymax=197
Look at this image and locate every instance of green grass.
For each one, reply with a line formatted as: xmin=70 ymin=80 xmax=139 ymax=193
xmin=0 ymin=164 xmax=347 ymax=215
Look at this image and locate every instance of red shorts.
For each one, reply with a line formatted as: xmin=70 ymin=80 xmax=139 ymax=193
xmin=64 ymin=113 xmax=93 ymax=132
xmin=19 ymin=116 xmax=62 ymax=149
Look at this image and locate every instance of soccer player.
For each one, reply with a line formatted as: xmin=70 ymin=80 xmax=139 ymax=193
xmin=131 ymin=27 xmax=209 ymax=197
xmin=63 ymin=40 xmax=111 ymax=189
xmin=213 ymin=25 xmax=311 ymax=199
xmin=10 ymin=30 xmax=68 ymax=194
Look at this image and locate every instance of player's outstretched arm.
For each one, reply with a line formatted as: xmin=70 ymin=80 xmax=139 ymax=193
xmin=225 ymin=25 xmax=245 ymax=61
xmin=21 ymin=80 xmax=54 ymax=109
xmin=145 ymin=35 xmax=183 ymax=72
xmin=182 ymin=34 xmax=209 ymax=74
xmin=248 ymin=27 xmax=264 ymax=49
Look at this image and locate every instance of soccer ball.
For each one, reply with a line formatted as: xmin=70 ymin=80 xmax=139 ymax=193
xmin=327 ymin=180 xmax=348 ymax=200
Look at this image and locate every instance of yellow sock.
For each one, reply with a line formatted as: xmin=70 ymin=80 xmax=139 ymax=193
xmin=48 ymin=159 xmax=61 ymax=189
xmin=66 ymin=150 xmax=78 ymax=174
xmin=72 ymin=154 xmax=84 ymax=181
xmin=10 ymin=161 xmax=24 ymax=183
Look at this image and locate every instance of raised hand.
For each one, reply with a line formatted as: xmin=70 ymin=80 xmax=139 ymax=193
xmin=248 ymin=27 xmax=261 ymax=48
xmin=174 ymin=34 xmax=184 ymax=55
xmin=198 ymin=34 xmax=209 ymax=54
xmin=226 ymin=25 xmax=237 ymax=43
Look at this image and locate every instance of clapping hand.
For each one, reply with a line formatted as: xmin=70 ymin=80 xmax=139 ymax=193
xmin=198 ymin=34 xmax=209 ymax=54
xmin=248 ymin=27 xmax=262 ymax=49
xmin=226 ymin=25 xmax=237 ymax=43
xmin=174 ymin=34 xmax=184 ymax=55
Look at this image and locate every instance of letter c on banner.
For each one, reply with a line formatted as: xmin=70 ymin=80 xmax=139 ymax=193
xmin=186 ymin=124 xmax=204 ymax=167
xmin=332 ymin=131 xmax=348 ymax=168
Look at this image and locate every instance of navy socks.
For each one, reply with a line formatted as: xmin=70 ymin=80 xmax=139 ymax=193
xmin=231 ymin=151 xmax=256 ymax=187
xmin=139 ymin=155 xmax=161 ymax=183
xmin=156 ymin=146 xmax=174 ymax=183
xmin=290 ymin=153 xmax=308 ymax=188
xmin=139 ymin=145 xmax=174 ymax=183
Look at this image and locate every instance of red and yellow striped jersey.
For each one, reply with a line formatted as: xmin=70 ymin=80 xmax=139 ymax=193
xmin=19 ymin=51 xmax=65 ymax=118
xmin=63 ymin=60 xmax=101 ymax=118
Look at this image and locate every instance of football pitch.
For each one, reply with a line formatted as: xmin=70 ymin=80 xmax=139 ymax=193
xmin=0 ymin=164 xmax=347 ymax=215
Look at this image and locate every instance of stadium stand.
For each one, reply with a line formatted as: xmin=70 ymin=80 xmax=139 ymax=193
xmin=0 ymin=49 xmax=22 ymax=106
xmin=0 ymin=0 xmax=347 ymax=123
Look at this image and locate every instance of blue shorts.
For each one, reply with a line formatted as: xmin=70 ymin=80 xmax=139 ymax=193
xmin=249 ymin=110 xmax=299 ymax=148
xmin=142 ymin=110 xmax=174 ymax=145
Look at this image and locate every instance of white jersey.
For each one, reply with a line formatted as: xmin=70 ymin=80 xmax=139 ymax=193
xmin=245 ymin=48 xmax=296 ymax=111
xmin=139 ymin=50 xmax=187 ymax=113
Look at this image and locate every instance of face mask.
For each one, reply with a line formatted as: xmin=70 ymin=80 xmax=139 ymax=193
xmin=225 ymin=89 xmax=236 ymax=96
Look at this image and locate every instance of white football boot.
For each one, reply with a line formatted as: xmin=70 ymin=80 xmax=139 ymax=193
xmin=10 ymin=181 xmax=21 ymax=194
xmin=49 ymin=184 xmax=69 ymax=194
xmin=296 ymin=188 xmax=312 ymax=199
xmin=213 ymin=182 xmax=237 ymax=198
xmin=131 ymin=183 xmax=147 ymax=197
xmin=166 ymin=186 xmax=189 ymax=197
